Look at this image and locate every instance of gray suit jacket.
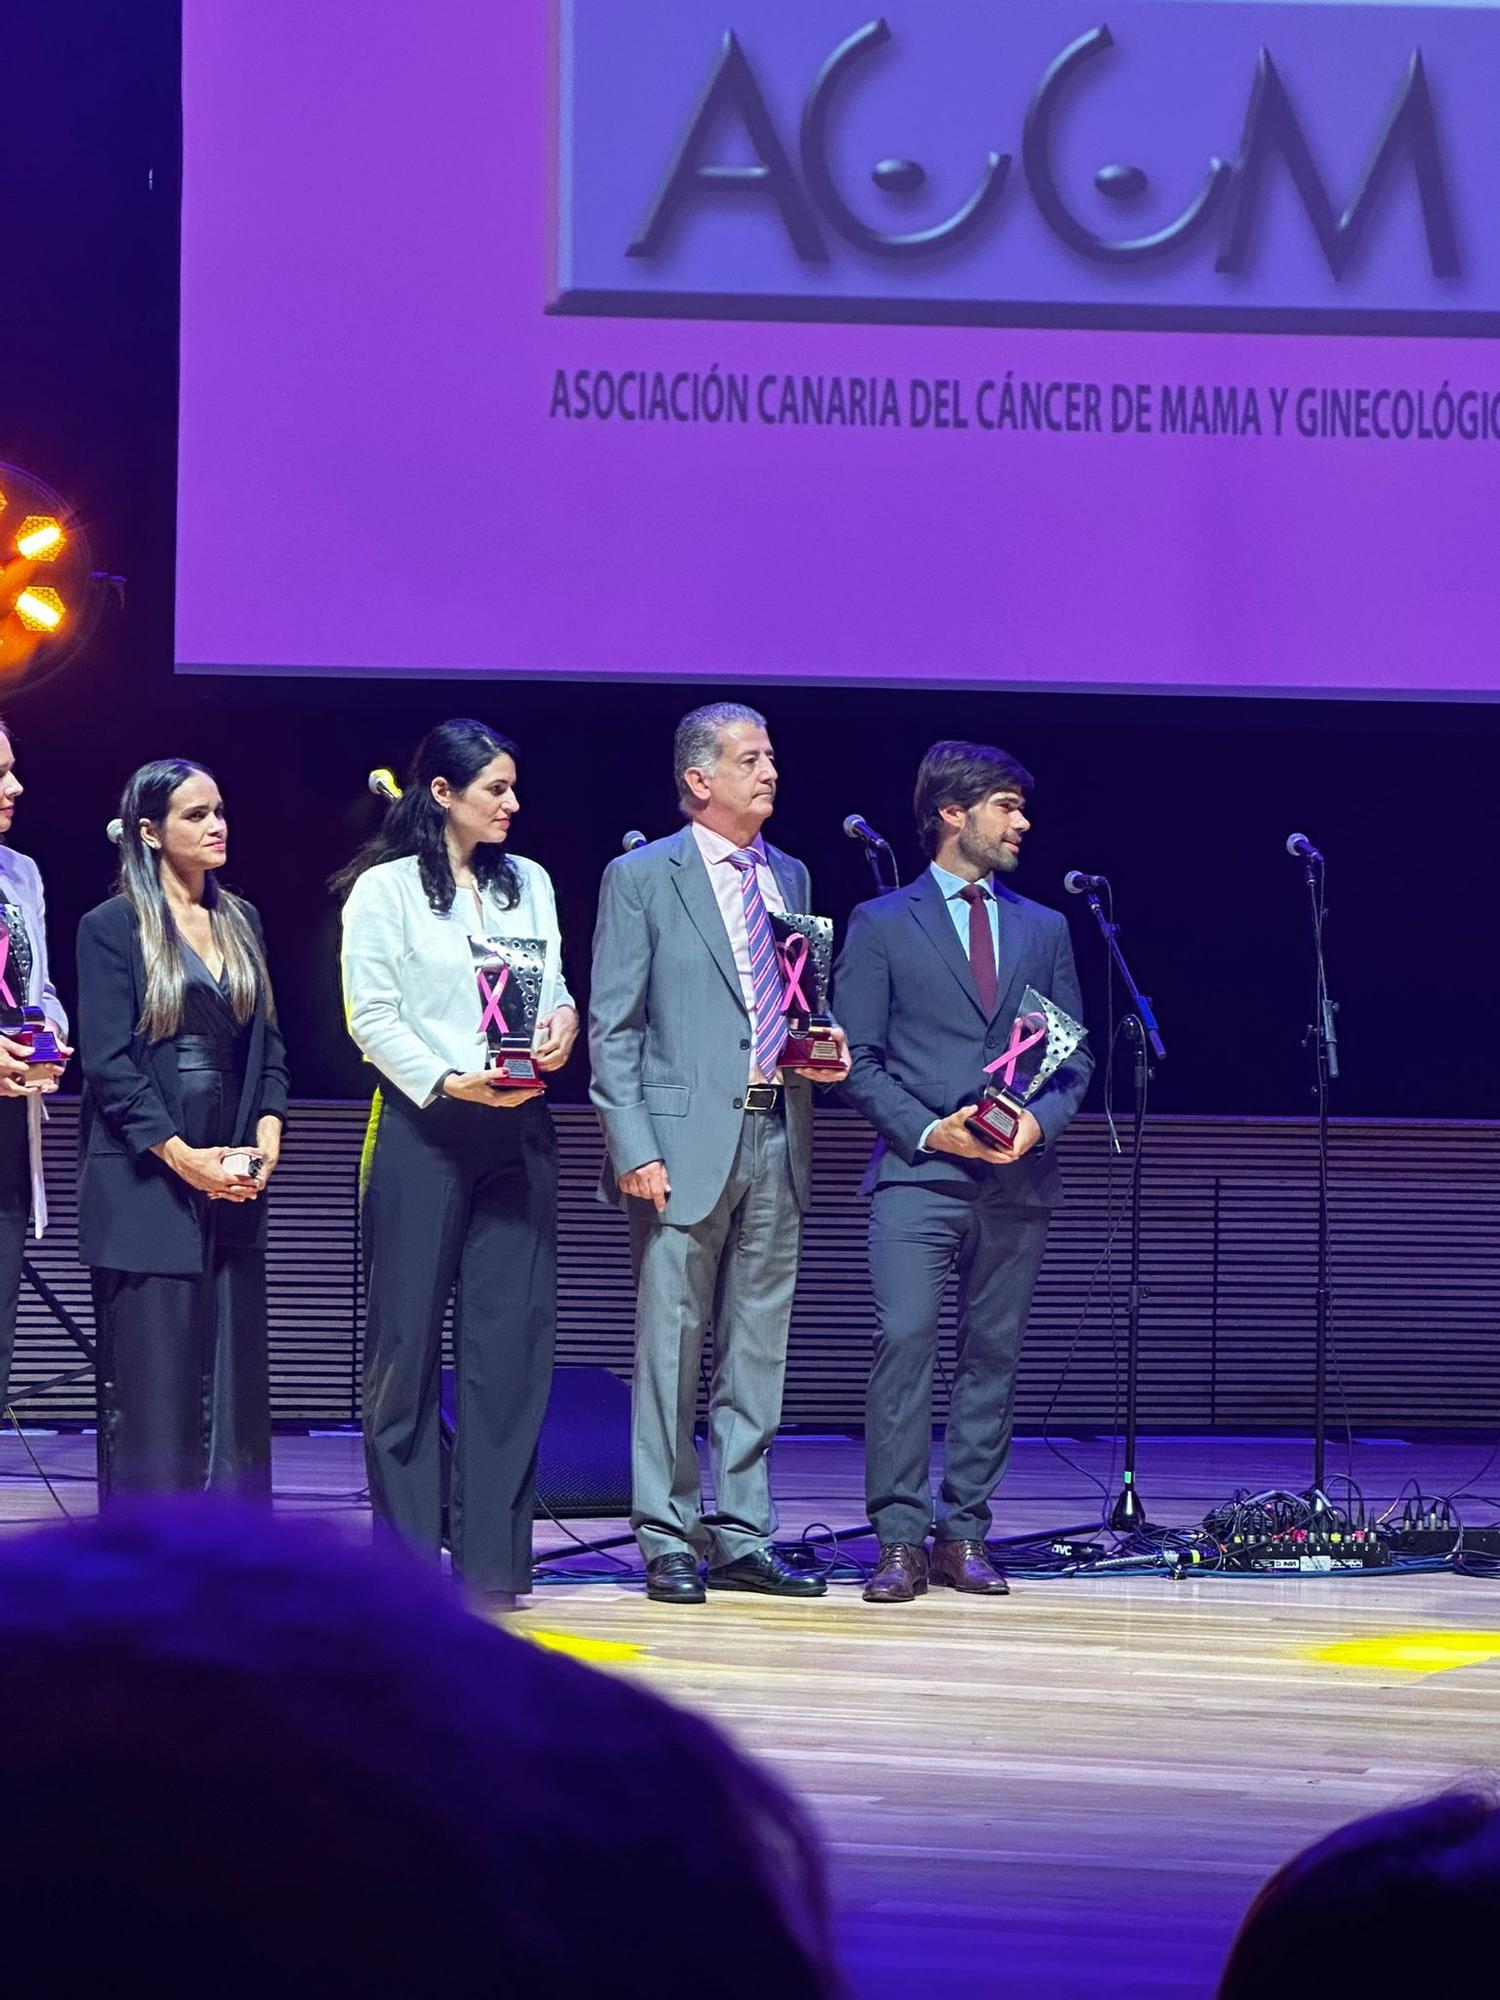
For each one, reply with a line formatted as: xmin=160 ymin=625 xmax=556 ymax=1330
xmin=833 ymin=869 xmax=1092 ymax=1206
xmin=589 ymin=825 xmax=815 ymax=1228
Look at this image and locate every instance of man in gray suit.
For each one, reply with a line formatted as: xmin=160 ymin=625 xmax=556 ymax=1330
xmin=834 ymin=740 xmax=1092 ymax=1604
xmin=589 ymin=702 xmax=848 ymax=1604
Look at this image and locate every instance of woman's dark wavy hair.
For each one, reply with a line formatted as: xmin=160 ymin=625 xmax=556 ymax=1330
xmin=330 ymin=719 xmax=520 ymax=914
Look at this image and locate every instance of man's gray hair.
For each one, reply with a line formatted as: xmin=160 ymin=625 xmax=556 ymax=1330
xmin=673 ymin=702 xmax=767 ymax=811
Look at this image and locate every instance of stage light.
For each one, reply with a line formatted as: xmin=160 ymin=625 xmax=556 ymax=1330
xmin=0 ymin=462 xmax=105 ymax=688
xmin=15 ymin=517 xmax=63 ymax=560
xmin=14 ymin=587 xmax=63 ymax=632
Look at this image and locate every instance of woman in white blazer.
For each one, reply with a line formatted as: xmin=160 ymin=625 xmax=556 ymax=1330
xmin=334 ymin=719 xmax=578 ymax=1608
xmin=0 ymin=722 xmax=70 ymax=1418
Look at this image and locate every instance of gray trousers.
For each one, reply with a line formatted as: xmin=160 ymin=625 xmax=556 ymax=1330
xmin=628 ymin=1110 xmax=801 ymax=1566
xmin=866 ymin=1181 xmax=1050 ymax=1546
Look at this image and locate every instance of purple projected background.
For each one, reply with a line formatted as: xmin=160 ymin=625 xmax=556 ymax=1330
xmin=176 ymin=0 xmax=1500 ymax=696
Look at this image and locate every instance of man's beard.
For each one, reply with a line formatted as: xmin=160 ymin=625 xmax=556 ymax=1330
xmin=958 ymin=824 xmax=1016 ymax=876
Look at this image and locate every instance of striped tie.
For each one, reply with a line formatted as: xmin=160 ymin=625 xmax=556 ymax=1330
xmin=730 ymin=848 xmax=787 ymax=1078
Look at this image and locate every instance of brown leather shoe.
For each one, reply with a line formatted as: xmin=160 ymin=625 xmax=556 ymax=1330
xmin=862 ymin=1542 xmax=929 ymax=1604
xmin=929 ymin=1538 xmax=1010 ymax=1594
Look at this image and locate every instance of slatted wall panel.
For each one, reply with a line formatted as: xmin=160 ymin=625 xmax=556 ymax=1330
xmin=12 ymin=1105 xmax=1500 ymax=1430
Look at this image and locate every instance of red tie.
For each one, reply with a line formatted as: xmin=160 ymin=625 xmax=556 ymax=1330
xmin=959 ymin=883 xmax=997 ymax=1015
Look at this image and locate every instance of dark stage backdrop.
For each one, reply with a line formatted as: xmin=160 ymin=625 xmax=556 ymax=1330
xmin=4 ymin=0 xmax=1498 ymax=1120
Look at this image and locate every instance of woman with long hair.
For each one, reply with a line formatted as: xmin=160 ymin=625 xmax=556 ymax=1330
xmin=335 ymin=719 xmax=576 ymax=1609
xmin=77 ymin=759 xmax=288 ymax=1496
xmin=0 ymin=720 xmax=71 ymax=1422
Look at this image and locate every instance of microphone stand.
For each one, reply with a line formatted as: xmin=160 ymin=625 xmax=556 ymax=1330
xmin=1080 ymin=887 xmax=1166 ymax=1535
xmin=1302 ymin=850 xmax=1338 ymax=1502
xmin=861 ymin=840 xmax=899 ymax=893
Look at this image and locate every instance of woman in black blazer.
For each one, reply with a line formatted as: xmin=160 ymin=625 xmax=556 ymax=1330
xmin=77 ymin=759 xmax=288 ymax=1497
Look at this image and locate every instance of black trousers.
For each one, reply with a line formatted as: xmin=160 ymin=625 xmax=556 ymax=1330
xmin=360 ymin=1088 xmax=558 ymax=1594
xmin=92 ymin=1239 xmax=272 ymax=1498
xmin=0 ymin=1097 xmax=30 ymax=1414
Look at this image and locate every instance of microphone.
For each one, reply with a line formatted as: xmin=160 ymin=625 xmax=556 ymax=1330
xmin=368 ymin=767 xmax=402 ymax=803
xmin=622 ymin=829 xmax=647 ymax=853
xmin=1285 ymin=832 xmax=1324 ymax=863
xmin=843 ymin=813 xmax=890 ymax=850
xmin=105 ymin=818 xmax=123 ymax=846
xmin=1063 ymin=870 xmax=1108 ymax=895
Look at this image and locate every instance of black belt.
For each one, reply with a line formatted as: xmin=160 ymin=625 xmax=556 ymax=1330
xmin=176 ymin=1035 xmax=240 ymax=1075
xmin=743 ymin=1084 xmax=782 ymax=1114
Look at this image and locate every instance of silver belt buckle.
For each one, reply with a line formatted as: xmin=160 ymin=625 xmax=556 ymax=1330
xmin=744 ymin=1084 xmax=780 ymax=1113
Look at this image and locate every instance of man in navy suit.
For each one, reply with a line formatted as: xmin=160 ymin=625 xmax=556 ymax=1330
xmin=833 ymin=741 xmax=1092 ymax=1604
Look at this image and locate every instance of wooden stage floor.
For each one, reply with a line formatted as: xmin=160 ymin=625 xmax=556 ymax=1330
xmin=4 ymin=1430 xmax=1500 ymax=1998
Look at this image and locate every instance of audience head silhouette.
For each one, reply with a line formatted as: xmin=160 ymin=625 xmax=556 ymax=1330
xmin=0 ymin=1502 xmax=838 ymax=1998
xmin=1219 ymin=1788 xmax=1500 ymax=1998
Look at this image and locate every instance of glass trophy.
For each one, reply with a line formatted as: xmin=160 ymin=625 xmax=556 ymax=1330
xmin=771 ymin=912 xmax=843 ymax=1075
xmin=470 ymin=935 xmax=548 ymax=1090
xmin=967 ymin=985 xmax=1087 ymax=1148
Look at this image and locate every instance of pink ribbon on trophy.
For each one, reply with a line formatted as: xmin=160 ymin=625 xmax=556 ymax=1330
xmin=776 ymin=932 xmax=813 ymax=1019
xmin=983 ymin=1010 xmax=1048 ymax=1092
xmin=0 ymin=929 xmax=14 ymax=1011
xmin=476 ymin=963 xmax=511 ymax=1038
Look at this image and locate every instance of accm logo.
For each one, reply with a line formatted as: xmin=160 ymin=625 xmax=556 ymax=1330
xmin=627 ymin=20 xmax=1460 ymax=280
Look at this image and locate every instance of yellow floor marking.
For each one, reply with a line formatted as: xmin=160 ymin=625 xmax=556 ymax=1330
xmin=515 ymin=1626 xmax=645 ymax=1666
xmin=1314 ymin=1631 xmax=1500 ymax=1675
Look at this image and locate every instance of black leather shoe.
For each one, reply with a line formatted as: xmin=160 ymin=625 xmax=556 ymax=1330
xmin=646 ymin=1552 xmax=706 ymax=1604
xmin=706 ymin=1548 xmax=828 ymax=1597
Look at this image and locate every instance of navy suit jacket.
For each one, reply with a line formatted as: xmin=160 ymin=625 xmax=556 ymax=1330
xmin=833 ymin=869 xmax=1092 ymax=1205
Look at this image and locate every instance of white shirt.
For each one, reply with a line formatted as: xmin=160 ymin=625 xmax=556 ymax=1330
xmin=341 ymin=854 xmax=574 ymax=1107
xmin=690 ymin=820 xmax=786 ymax=1086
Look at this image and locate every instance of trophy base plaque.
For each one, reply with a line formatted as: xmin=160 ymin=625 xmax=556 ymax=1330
xmin=967 ymin=1088 xmax=1025 ymax=1150
xmin=782 ymin=1026 xmax=845 ymax=1077
xmin=3 ymin=1005 xmax=63 ymax=1066
xmin=486 ymin=1042 xmax=547 ymax=1091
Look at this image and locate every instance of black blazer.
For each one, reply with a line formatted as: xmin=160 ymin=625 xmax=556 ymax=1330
xmin=833 ymin=869 xmax=1092 ymax=1207
xmin=76 ymin=895 xmax=290 ymax=1275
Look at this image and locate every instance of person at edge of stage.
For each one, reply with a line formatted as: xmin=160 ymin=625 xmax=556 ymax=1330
xmin=589 ymin=701 xmax=850 ymax=1606
xmin=334 ymin=719 xmax=577 ymax=1613
xmin=0 ymin=720 xmax=72 ymax=1422
xmin=77 ymin=759 xmax=288 ymax=1498
xmin=833 ymin=739 xmax=1093 ymax=1605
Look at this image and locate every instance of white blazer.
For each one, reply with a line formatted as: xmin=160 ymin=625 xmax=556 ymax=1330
xmin=341 ymin=854 xmax=574 ymax=1108
xmin=0 ymin=844 xmax=69 ymax=1235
